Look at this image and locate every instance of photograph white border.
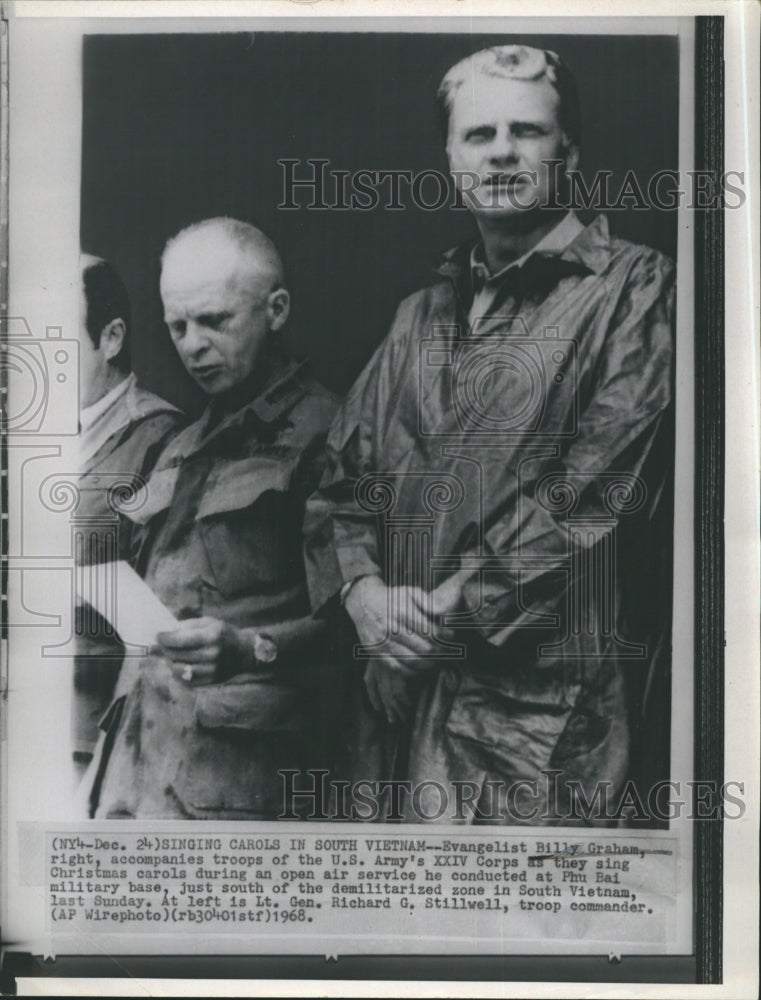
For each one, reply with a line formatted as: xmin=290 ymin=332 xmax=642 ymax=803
xmin=2 ymin=1 xmax=758 ymax=997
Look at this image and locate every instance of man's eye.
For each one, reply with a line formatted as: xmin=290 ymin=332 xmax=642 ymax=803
xmin=464 ymin=127 xmax=495 ymax=143
xmin=168 ymin=321 xmax=186 ymax=337
xmin=199 ymin=313 xmax=229 ymax=330
xmin=513 ymin=124 xmax=546 ymax=138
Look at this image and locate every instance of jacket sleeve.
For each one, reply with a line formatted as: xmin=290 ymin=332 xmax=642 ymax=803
xmin=456 ymin=251 xmax=676 ymax=647
xmin=303 ymin=302 xmax=413 ymax=614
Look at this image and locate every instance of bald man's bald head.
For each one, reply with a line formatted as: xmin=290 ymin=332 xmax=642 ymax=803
xmin=161 ymin=217 xmax=285 ymax=294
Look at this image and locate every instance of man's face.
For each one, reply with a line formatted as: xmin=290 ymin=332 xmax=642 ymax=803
xmin=161 ymin=237 xmax=274 ymax=396
xmin=446 ymin=75 xmax=577 ymax=219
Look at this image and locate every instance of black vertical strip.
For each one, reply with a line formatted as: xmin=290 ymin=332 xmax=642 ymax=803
xmin=694 ymin=15 xmax=724 ymax=985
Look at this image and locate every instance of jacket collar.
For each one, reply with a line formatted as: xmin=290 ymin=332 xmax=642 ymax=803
xmin=436 ymin=212 xmax=613 ymax=290
xmin=161 ymin=353 xmax=310 ymax=464
xmin=79 ymin=374 xmax=181 ymax=472
xmin=124 ymin=375 xmax=182 ymax=423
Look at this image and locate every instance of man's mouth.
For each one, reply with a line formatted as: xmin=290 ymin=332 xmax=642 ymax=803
xmin=485 ymin=174 xmax=526 ymax=188
xmin=191 ymin=364 xmax=224 ymax=379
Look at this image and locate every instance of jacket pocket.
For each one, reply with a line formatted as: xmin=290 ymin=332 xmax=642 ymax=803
xmin=197 ymin=457 xmax=302 ymax=596
xmin=122 ymin=466 xmax=179 ymax=525
xmin=171 ymin=678 xmax=308 ymax=816
xmin=194 ymin=676 xmax=302 ymax=733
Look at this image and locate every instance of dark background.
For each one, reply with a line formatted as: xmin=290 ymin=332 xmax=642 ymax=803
xmin=81 ymin=31 xmax=679 ymax=414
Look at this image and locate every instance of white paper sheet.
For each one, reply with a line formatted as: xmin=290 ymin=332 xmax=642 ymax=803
xmin=77 ymin=559 xmax=178 ymax=647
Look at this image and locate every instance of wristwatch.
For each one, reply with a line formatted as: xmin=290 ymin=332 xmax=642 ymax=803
xmin=253 ymin=632 xmax=278 ymax=664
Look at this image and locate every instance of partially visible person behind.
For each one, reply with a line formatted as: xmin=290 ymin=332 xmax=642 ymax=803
xmin=90 ymin=218 xmax=340 ymax=820
xmin=74 ymin=254 xmax=185 ymax=776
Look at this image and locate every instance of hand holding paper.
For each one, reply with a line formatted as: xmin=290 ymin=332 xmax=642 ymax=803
xmin=155 ymin=616 xmax=253 ymax=685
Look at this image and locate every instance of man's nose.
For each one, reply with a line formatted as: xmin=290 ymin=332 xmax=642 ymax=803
xmin=488 ymin=130 xmax=519 ymax=165
xmin=183 ymin=322 xmax=211 ymax=357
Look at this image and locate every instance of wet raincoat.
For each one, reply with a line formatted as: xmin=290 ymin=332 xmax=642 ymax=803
xmin=305 ymin=214 xmax=675 ymax=824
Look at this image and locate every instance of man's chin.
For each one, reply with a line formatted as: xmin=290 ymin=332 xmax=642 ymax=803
xmin=458 ymin=186 xmax=537 ymax=213
xmin=468 ymin=201 xmax=540 ymax=222
xmin=191 ymin=371 xmax=231 ymax=394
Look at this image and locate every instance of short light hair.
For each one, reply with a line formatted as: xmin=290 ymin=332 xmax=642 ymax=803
xmin=436 ymin=45 xmax=581 ymax=148
xmin=161 ymin=217 xmax=285 ymax=289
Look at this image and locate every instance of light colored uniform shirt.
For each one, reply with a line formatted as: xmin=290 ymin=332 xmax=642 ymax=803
xmin=79 ymin=373 xmax=134 ymax=465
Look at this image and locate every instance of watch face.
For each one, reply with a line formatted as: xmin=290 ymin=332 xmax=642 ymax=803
xmin=254 ymin=633 xmax=278 ymax=664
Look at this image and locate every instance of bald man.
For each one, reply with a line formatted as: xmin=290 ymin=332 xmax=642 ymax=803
xmin=74 ymin=255 xmax=184 ymax=770
xmin=91 ymin=218 xmax=339 ymax=819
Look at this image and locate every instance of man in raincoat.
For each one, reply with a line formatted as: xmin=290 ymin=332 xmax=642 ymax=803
xmin=305 ymin=45 xmax=674 ymax=824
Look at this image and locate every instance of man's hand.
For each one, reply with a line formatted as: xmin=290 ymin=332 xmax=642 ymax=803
xmin=154 ymin=617 xmax=253 ymax=685
xmin=344 ymin=570 xmax=468 ymax=674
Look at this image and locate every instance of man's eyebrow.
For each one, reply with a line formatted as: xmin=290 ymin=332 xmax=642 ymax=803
xmin=461 ymin=119 xmax=552 ymax=133
xmin=510 ymin=119 xmax=552 ymax=130
xmin=198 ymin=310 xmax=233 ymax=322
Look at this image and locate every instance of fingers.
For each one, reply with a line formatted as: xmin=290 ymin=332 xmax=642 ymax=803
xmin=157 ymin=617 xmax=221 ymax=650
xmin=166 ymin=660 xmax=216 ymax=686
xmin=431 ymin=567 xmax=471 ymax=614
xmin=363 ymin=660 xmax=413 ymax=724
xmin=160 ymin=645 xmax=222 ymax=665
xmin=350 ymin=579 xmax=463 ymax=663
xmin=154 ymin=618 xmax=240 ymax=678
xmin=398 ymin=582 xmax=466 ymax=636
xmin=364 ymin=664 xmax=383 ymax=714
xmin=385 ymin=629 xmax=438 ymax=657
xmin=365 ymin=664 xmax=400 ymax=724
xmin=380 ymin=675 xmax=412 ymax=724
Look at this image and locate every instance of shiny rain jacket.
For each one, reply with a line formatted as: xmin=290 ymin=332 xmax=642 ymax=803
xmin=305 ymin=215 xmax=675 ymax=824
xmin=93 ymin=356 xmax=339 ymax=819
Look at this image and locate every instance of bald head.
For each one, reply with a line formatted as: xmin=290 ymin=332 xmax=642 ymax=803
xmin=159 ymin=218 xmax=290 ymax=396
xmin=162 ymin=217 xmax=285 ymax=295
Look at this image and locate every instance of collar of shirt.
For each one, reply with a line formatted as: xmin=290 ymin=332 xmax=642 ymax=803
xmin=160 ymin=354 xmax=310 ymax=465
xmin=437 ymin=212 xmax=614 ymax=300
xmin=80 ymin=372 xmax=133 ymax=433
xmin=469 ymin=210 xmax=586 ymax=291
xmin=78 ymin=373 xmax=135 ymax=466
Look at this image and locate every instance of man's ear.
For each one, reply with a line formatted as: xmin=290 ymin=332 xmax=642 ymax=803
xmin=267 ymin=288 xmax=290 ymax=333
xmin=564 ymin=141 xmax=580 ymax=174
xmin=99 ymin=318 xmax=126 ymax=362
